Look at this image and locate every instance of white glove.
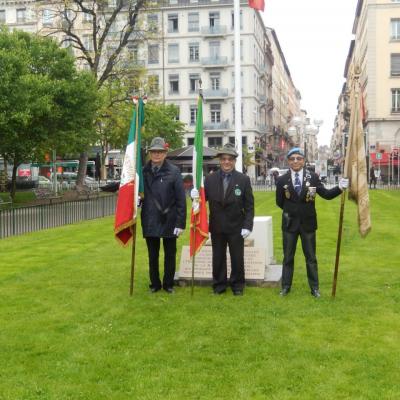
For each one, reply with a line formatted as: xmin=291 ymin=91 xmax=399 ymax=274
xmin=339 ymin=178 xmax=349 ymax=190
xmin=173 ymin=227 xmax=184 ymax=237
xmin=241 ymin=229 xmax=251 ymax=239
xmin=190 ymin=188 xmax=199 ymax=199
xmin=137 ymin=195 xmax=142 ymax=207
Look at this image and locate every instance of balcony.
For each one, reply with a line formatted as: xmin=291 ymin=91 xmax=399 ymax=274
xmin=201 ymin=56 xmax=228 ymax=68
xmin=201 ymin=25 xmax=227 ymax=37
xmin=204 ymin=120 xmax=230 ymax=131
xmin=203 ymin=88 xmax=229 ymax=99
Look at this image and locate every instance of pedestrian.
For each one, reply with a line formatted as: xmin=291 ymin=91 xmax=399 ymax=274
xmin=369 ymin=166 xmax=377 ymax=189
xmin=193 ymin=143 xmax=254 ymax=296
xmin=141 ymin=137 xmax=186 ymax=294
xmin=276 ymin=147 xmax=349 ymax=298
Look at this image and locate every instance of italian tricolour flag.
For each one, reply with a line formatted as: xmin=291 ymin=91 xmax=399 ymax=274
xmin=190 ymin=95 xmax=209 ymax=257
xmin=114 ymin=97 xmax=145 ymax=246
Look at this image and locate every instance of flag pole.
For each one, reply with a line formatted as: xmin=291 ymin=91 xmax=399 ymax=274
xmin=331 ymin=189 xmax=346 ymax=298
xmin=234 ymin=0 xmax=242 ymax=172
xmin=191 ymin=224 xmax=196 ymax=297
xmin=129 ymin=98 xmax=140 ymax=296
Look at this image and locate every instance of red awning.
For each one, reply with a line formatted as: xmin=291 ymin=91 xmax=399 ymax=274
xmin=370 ymin=152 xmax=399 ymax=166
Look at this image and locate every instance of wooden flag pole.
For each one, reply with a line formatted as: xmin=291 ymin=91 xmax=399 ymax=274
xmin=191 ymin=224 xmax=196 ymax=297
xmin=130 ymin=224 xmax=137 ymax=296
xmin=331 ymin=190 xmax=346 ymax=298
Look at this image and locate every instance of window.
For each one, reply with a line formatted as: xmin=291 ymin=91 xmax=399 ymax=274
xmin=168 ymin=44 xmax=179 ymax=63
xmin=209 ymin=41 xmax=220 ymax=59
xmin=232 ymin=103 xmax=244 ymax=124
xmin=0 ymin=10 xmax=5 ymax=24
xmin=148 ymin=75 xmax=159 ymax=94
xmin=190 ymin=105 xmax=198 ymax=125
xmin=83 ymin=35 xmax=93 ymax=51
xmin=210 ymin=72 xmax=220 ymax=91
xmin=42 ymin=9 xmax=53 ymax=26
xmin=210 ymin=104 xmax=221 ymax=123
xmin=148 ymin=44 xmax=159 ymax=64
xmin=168 ymin=14 xmax=178 ymax=33
xmin=208 ymin=137 xmax=223 ymax=148
xmin=229 ymin=136 xmax=247 ymax=145
xmin=392 ymin=89 xmax=400 ymax=112
xmin=189 ymin=43 xmax=199 ymax=62
xmin=169 ymin=74 xmax=179 ymax=94
xmin=188 ymin=138 xmax=195 ymax=146
xmin=147 ymin=14 xmax=158 ymax=32
xmin=391 ymin=54 xmax=400 ymax=76
xmin=209 ymin=12 xmax=220 ymax=27
xmin=231 ymin=10 xmax=243 ymax=30
xmin=188 ymin=13 xmax=199 ymax=32
xmin=189 ymin=74 xmax=200 ymax=93
xmin=83 ymin=12 xmax=93 ymax=23
xmin=16 ymin=8 xmax=26 ymax=23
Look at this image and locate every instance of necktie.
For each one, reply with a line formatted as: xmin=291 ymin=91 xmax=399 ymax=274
xmin=294 ymin=172 xmax=302 ymax=195
xmin=222 ymin=173 xmax=231 ymax=195
xmin=153 ymin=166 xmax=159 ymax=174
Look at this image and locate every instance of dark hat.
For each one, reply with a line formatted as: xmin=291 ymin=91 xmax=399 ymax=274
xmin=216 ymin=143 xmax=239 ymax=158
xmin=287 ymin=147 xmax=305 ymax=158
xmin=148 ymin=137 xmax=168 ymax=151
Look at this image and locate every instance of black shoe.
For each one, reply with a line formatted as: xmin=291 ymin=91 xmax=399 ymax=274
xmin=213 ymin=288 xmax=226 ymax=295
xmin=164 ymin=287 xmax=175 ymax=294
xmin=279 ymin=287 xmax=290 ymax=296
xmin=232 ymin=290 xmax=243 ymax=296
xmin=311 ymin=289 xmax=321 ymax=298
xmin=150 ymin=287 xmax=161 ymax=293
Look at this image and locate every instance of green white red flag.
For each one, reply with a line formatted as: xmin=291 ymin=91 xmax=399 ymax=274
xmin=190 ymin=95 xmax=209 ymax=257
xmin=114 ymin=97 xmax=145 ymax=246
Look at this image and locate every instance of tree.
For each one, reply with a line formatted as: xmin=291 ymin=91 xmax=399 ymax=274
xmin=37 ymin=0 xmax=149 ymax=184
xmin=143 ymin=102 xmax=186 ymax=150
xmin=0 ymin=28 xmax=98 ymax=198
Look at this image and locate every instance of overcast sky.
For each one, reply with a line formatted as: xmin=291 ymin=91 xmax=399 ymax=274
xmin=261 ymin=0 xmax=359 ymax=146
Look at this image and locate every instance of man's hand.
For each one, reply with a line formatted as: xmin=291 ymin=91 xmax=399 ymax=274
xmin=137 ymin=195 xmax=142 ymax=208
xmin=173 ymin=228 xmax=184 ymax=237
xmin=241 ymin=229 xmax=251 ymax=239
xmin=339 ymin=178 xmax=349 ymax=190
xmin=190 ymin=188 xmax=199 ymax=199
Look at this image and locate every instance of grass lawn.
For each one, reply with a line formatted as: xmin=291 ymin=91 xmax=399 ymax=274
xmin=1 ymin=191 xmax=399 ymax=399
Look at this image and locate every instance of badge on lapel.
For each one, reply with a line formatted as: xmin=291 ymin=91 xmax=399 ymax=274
xmin=284 ymin=184 xmax=290 ymax=199
xmin=235 ymin=185 xmax=241 ymax=196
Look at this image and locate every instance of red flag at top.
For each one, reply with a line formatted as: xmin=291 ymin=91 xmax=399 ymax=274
xmin=248 ymin=0 xmax=264 ymax=11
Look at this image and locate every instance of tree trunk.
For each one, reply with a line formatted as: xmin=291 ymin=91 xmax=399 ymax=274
xmin=76 ymin=152 xmax=88 ymax=187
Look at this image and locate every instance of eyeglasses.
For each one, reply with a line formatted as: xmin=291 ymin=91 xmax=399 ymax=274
xmin=288 ymin=156 xmax=304 ymax=162
xmin=220 ymin=156 xmax=235 ymax=162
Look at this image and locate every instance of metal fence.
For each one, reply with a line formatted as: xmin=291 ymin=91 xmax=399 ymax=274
xmin=0 ymin=194 xmax=117 ymax=239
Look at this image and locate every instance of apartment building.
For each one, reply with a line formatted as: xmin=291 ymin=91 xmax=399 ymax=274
xmin=332 ymin=0 xmax=400 ymax=181
xmin=0 ymin=0 xmax=36 ymax=33
xmin=1 ymin=0 xmax=303 ymax=177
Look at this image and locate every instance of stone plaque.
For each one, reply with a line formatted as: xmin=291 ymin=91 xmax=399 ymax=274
xmin=179 ymin=245 xmax=266 ymax=280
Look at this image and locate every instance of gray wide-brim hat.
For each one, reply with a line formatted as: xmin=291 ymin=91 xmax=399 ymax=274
xmin=148 ymin=136 xmax=168 ymax=151
xmin=216 ymin=143 xmax=239 ymax=158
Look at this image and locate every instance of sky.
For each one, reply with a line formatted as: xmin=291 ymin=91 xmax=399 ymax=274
xmin=261 ymin=0 xmax=359 ymax=146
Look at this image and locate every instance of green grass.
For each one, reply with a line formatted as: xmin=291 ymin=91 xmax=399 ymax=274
xmin=1 ymin=191 xmax=399 ymax=399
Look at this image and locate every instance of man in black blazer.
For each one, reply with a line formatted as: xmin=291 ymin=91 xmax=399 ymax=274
xmin=201 ymin=143 xmax=254 ymax=296
xmin=276 ymin=147 xmax=348 ymax=298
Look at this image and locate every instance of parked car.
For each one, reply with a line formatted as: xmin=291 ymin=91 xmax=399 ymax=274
xmin=100 ymin=180 xmax=120 ymax=192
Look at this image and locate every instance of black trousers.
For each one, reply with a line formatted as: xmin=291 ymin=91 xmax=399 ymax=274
xmin=145 ymin=237 xmax=177 ymax=290
xmin=282 ymin=227 xmax=319 ymax=290
xmin=211 ymin=232 xmax=245 ymax=292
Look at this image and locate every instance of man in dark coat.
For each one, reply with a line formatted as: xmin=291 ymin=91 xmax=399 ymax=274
xmin=141 ymin=137 xmax=186 ymax=293
xmin=202 ymin=143 xmax=254 ymax=296
xmin=276 ymin=147 xmax=348 ymax=298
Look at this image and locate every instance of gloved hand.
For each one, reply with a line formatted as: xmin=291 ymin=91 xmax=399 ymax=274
xmin=339 ymin=178 xmax=349 ymax=190
xmin=173 ymin=227 xmax=184 ymax=237
xmin=137 ymin=195 xmax=142 ymax=207
xmin=190 ymin=188 xmax=199 ymax=199
xmin=241 ymin=229 xmax=251 ymax=239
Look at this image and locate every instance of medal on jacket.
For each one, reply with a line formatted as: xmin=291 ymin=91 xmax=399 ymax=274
xmin=284 ymin=184 xmax=290 ymax=199
xmin=235 ymin=185 xmax=241 ymax=196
